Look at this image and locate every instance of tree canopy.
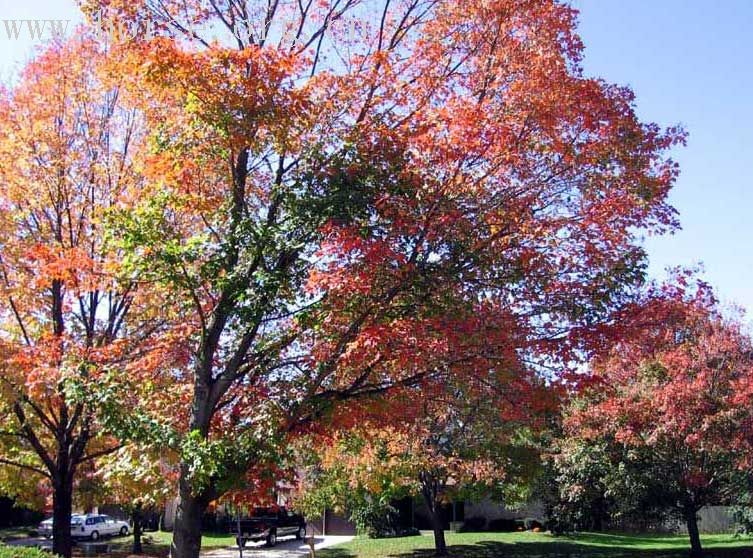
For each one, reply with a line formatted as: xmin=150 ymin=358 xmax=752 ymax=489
xmin=564 ymin=280 xmax=753 ymax=556
xmin=0 ymin=2 xmax=689 ymax=557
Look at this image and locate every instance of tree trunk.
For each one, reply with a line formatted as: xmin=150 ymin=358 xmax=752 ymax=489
xmin=51 ymin=477 xmax=74 ymax=558
xmin=420 ymin=487 xmax=447 ymax=557
xmin=170 ymin=370 xmax=214 ymax=558
xmin=685 ymin=508 xmax=703 ymax=557
xmin=170 ymin=480 xmax=207 ymax=558
xmin=132 ymin=505 xmax=143 ymax=555
xmin=429 ymin=508 xmax=447 ymax=557
xmin=592 ymin=498 xmax=604 ymax=532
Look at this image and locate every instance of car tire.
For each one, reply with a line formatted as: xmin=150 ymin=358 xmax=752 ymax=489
xmin=120 ymin=526 xmax=129 ymax=536
xmin=91 ymin=531 xmax=100 ymax=541
xmin=266 ymin=530 xmax=277 ymax=547
xmin=296 ymin=527 xmax=305 ymax=540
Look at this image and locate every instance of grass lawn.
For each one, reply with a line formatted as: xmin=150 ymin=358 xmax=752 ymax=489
xmin=318 ymin=531 xmax=753 ymax=558
xmin=142 ymin=530 xmax=235 ymax=549
xmin=118 ymin=530 xmax=238 ymax=556
xmin=0 ymin=530 xmax=234 ymax=558
xmin=59 ymin=531 xmax=235 ymax=558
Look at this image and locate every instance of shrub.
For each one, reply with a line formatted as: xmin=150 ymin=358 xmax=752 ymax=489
xmin=459 ymin=517 xmax=486 ymax=532
xmin=487 ymin=518 xmax=522 ymax=532
xmin=348 ymin=500 xmax=399 ymax=538
xmin=0 ymin=545 xmax=54 ymax=558
xmin=733 ymin=504 xmax=753 ymax=535
xmin=544 ymin=518 xmax=570 ymax=536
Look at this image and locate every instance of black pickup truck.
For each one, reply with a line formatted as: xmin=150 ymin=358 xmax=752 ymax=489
xmin=233 ymin=507 xmax=306 ymax=547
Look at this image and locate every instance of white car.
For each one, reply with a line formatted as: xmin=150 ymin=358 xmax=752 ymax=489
xmin=38 ymin=514 xmax=85 ymax=538
xmin=73 ymin=514 xmax=130 ymax=540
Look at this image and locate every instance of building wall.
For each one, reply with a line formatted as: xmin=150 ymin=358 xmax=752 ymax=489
xmin=163 ymin=498 xmax=179 ymax=531
xmin=464 ymin=498 xmax=545 ymax=523
xmin=461 ymin=499 xmax=737 ymax=535
xmin=327 ymin=496 xmax=726 ymax=535
xmin=412 ymin=499 xmax=464 ymax=530
xmin=667 ymin=507 xmax=737 ymax=534
xmin=323 ymin=509 xmax=357 ymax=536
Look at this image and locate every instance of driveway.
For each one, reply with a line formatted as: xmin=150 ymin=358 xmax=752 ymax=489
xmin=202 ymin=536 xmax=353 ymax=558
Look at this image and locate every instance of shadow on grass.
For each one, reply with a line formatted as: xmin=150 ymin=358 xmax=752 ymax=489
xmin=100 ymin=538 xmax=170 ymax=558
xmin=321 ymin=540 xmax=753 ymax=558
xmin=562 ymin=533 xmax=702 ymax=547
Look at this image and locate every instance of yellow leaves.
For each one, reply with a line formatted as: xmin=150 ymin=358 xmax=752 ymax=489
xmin=0 ymin=461 xmax=49 ymax=509
xmin=98 ymin=445 xmax=176 ymax=508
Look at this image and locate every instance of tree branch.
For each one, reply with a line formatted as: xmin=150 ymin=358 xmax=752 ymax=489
xmin=0 ymin=457 xmax=49 ymax=478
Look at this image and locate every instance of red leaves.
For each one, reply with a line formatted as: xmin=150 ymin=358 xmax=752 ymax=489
xmin=567 ymin=278 xmax=753 ymax=492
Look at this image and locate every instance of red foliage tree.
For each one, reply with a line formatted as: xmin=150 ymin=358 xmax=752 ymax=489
xmin=73 ymin=2 xmax=684 ymax=557
xmin=297 ymin=323 xmax=551 ymax=556
xmin=567 ymin=280 xmax=753 ymax=556
xmin=0 ymin=37 xmax=171 ymax=558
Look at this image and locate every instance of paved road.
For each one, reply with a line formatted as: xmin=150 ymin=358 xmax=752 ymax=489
xmin=202 ymin=536 xmax=353 ymax=558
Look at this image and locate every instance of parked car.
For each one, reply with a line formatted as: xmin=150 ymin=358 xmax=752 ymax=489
xmin=233 ymin=507 xmax=306 ymax=547
xmin=73 ymin=514 xmax=130 ymax=540
xmin=38 ymin=514 xmax=85 ymax=538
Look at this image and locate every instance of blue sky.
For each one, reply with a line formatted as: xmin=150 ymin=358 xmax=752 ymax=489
xmin=574 ymin=0 xmax=753 ymax=314
xmin=1 ymin=0 xmax=751 ymax=313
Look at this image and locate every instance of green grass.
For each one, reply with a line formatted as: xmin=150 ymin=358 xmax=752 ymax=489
xmin=0 ymin=545 xmax=50 ymax=558
xmin=90 ymin=531 xmax=234 ymax=558
xmin=0 ymin=530 xmax=234 ymax=558
xmin=141 ymin=530 xmax=235 ymax=549
xmin=318 ymin=531 xmax=753 ymax=558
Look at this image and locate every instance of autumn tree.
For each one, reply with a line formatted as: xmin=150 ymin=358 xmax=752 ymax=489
xmin=540 ymin=430 xmax=676 ymax=534
xmin=566 ymin=281 xmax=753 ymax=556
xmin=99 ymin=444 xmax=176 ymax=554
xmin=0 ymin=37 xmax=169 ymax=558
xmin=75 ymin=1 xmax=684 ymax=557
xmin=296 ymin=344 xmax=547 ymax=556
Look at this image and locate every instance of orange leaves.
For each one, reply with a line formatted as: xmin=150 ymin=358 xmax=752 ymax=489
xmin=125 ymin=38 xmax=308 ymax=151
xmin=0 ymin=35 xmax=145 ymax=301
xmin=0 ymin=36 xmax=180 ymax=515
xmin=42 ymin=2 xmax=695 ymax=529
xmin=25 ymin=244 xmax=99 ymax=294
xmin=7 ymin=335 xmax=64 ymax=401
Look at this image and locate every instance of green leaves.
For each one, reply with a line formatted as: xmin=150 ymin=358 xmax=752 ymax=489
xmin=106 ymin=191 xmax=208 ymax=291
xmin=181 ymin=430 xmax=232 ymax=495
